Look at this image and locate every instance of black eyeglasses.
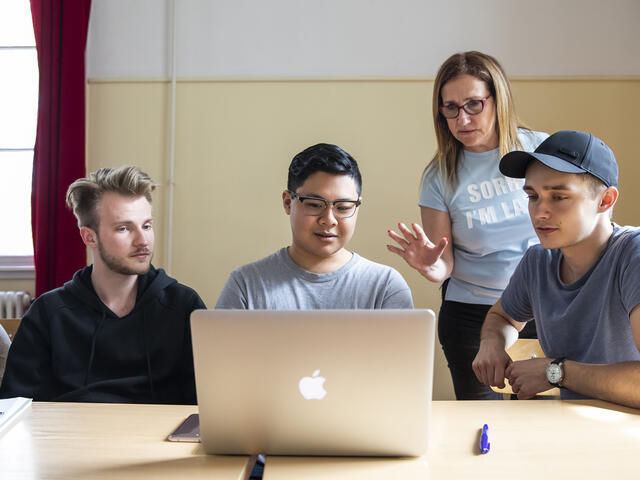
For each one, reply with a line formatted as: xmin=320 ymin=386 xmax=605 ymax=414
xmin=439 ymin=95 xmax=492 ymax=119
xmin=288 ymin=191 xmax=361 ymax=219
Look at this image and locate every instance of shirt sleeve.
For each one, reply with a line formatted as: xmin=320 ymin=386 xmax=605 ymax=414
xmin=500 ymin=249 xmax=535 ymax=323
xmin=215 ymin=270 xmax=249 ymax=309
xmin=381 ymin=269 xmax=415 ymax=309
xmin=0 ymin=301 xmax=54 ymax=400
xmin=619 ymin=236 xmax=640 ymax=315
xmin=519 ymin=129 xmax=550 ymax=151
xmin=418 ymin=167 xmax=448 ymax=213
xmin=182 ymin=291 xmax=206 ymax=405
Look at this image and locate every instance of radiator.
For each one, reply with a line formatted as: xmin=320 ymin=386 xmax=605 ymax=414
xmin=0 ymin=291 xmax=32 ymax=319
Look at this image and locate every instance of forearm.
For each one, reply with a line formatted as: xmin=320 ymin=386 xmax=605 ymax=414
xmin=473 ymin=303 xmax=522 ymax=388
xmin=563 ymin=361 xmax=640 ymax=409
xmin=480 ymin=310 xmax=520 ymax=351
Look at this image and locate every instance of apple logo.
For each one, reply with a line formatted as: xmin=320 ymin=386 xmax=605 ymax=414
xmin=298 ymin=370 xmax=327 ymax=400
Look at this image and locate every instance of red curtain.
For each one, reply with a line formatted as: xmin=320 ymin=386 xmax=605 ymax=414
xmin=30 ymin=0 xmax=92 ymax=297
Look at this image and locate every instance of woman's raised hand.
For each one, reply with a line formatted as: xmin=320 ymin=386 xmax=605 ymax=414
xmin=387 ymin=222 xmax=449 ymax=278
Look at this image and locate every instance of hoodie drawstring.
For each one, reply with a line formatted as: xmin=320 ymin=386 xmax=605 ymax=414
xmin=84 ymin=310 xmax=106 ymax=387
xmin=142 ymin=310 xmax=155 ymax=401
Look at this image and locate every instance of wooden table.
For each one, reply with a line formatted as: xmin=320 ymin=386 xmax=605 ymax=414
xmin=264 ymin=399 xmax=640 ymax=479
xmin=0 ymin=402 xmax=253 ymax=480
xmin=3 ymin=399 xmax=638 ymax=479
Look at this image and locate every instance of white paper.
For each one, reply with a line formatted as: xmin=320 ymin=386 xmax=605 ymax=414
xmin=0 ymin=396 xmax=32 ymax=438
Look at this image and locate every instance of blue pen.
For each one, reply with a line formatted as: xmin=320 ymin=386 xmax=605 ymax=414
xmin=480 ymin=424 xmax=490 ymax=454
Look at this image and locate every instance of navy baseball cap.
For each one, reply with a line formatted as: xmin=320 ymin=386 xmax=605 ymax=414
xmin=499 ymin=130 xmax=618 ymax=188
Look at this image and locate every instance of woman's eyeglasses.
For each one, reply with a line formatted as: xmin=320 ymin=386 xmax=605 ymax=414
xmin=439 ymin=95 xmax=492 ymax=119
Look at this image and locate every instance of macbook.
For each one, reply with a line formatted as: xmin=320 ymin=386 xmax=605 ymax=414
xmin=190 ymin=309 xmax=435 ymax=456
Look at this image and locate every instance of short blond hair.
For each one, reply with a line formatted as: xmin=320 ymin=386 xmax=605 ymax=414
xmin=66 ymin=166 xmax=157 ymax=229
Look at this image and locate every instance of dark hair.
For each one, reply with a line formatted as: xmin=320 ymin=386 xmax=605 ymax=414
xmin=287 ymin=143 xmax=362 ymax=195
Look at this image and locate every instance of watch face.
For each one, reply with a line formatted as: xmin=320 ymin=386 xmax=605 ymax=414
xmin=547 ymin=363 xmax=563 ymax=384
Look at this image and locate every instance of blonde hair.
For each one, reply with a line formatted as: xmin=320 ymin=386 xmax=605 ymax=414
xmin=426 ymin=51 xmax=527 ymax=186
xmin=66 ymin=166 xmax=157 ymax=229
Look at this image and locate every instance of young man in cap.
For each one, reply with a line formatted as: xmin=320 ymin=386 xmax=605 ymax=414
xmin=472 ymin=130 xmax=640 ymax=408
xmin=216 ymin=143 xmax=413 ymax=310
xmin=0 ymin=166 xmax=205 ymax=404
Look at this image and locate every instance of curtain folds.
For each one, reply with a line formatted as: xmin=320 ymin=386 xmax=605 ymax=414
xmin=30 ymin=0 xmax=92 ymax=297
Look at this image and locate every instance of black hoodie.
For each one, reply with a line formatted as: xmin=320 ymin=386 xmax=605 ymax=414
xmin=0 ymin=265 xmax=205 ymax=404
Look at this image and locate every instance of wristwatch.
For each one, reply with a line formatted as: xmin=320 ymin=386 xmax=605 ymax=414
xmin=546 ymin=357 xmax=566 ymax=388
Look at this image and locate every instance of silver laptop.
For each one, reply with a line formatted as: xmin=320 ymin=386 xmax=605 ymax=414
xmin=191 ymin=309 xmax=435 ymax=457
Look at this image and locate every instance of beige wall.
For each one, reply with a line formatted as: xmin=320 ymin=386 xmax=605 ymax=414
xmin=87 ymin=78 xmax=640 ymax=399
xmin=0 ymin=279 xmax=34 ymax=296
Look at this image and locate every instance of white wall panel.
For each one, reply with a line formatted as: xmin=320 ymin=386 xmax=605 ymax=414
xmin=87 ymin=0 xmax=171 ymax=79
xmin=88 ymin=0 xmax=640 ymax=79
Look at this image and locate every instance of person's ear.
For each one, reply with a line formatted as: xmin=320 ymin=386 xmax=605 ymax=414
xmin=80 ymin=226 xmax=98 ymax=248
xmin=283 ymin=190 xmax=292 ymax=215
xmin=599 ymin=186 xmax=619 ymax=213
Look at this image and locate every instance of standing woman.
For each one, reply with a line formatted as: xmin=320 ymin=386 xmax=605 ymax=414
xmin=387 ymin=51 xmax=547 ymax=400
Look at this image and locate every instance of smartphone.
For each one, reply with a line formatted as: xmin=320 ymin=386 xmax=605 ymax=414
xmin=167 ymin=413 xmax=201 ymax=442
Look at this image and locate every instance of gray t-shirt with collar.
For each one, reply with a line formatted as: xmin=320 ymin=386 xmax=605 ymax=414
xmin=501 ymin=225 xmax=640 ymax=399
xmin=215 ymin=247 xmax=414 ymax=310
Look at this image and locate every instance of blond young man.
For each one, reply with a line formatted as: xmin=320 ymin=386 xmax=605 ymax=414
xmin=0 ymin=166 xmax=205 ymax=404
xmin=473 ymin=131 xmax=640 ymax=408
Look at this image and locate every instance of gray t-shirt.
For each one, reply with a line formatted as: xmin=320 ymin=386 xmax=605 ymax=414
xmin=502 ymin=225 xmax=640 ymax=399
xmin=216 ymin=248 xmax=414 ymax=309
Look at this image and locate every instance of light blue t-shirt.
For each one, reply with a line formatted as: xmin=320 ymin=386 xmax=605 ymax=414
xmin=501 ymin=225 xmax=640 ymax=400
xmin=419 ymin=129 xmax=548 ymax=304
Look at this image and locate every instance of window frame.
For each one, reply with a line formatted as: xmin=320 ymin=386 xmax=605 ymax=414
xmin=0 ymin=32 xmax=37 ymax=278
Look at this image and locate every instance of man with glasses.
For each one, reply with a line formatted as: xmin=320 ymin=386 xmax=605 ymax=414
xmin=216 ymin=143 xmax=413 ymax=310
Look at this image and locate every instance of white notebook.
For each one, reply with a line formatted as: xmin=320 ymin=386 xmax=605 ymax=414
xmin=0 ymin=397 xmax=32 ymax=438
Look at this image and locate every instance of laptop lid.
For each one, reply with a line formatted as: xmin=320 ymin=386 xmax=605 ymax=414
xmin=191 ymin=309 xmax=435 ymax=456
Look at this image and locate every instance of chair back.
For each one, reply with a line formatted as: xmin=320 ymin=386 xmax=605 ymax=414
xmin=0 ymin=318 xmax=21 ymax=341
